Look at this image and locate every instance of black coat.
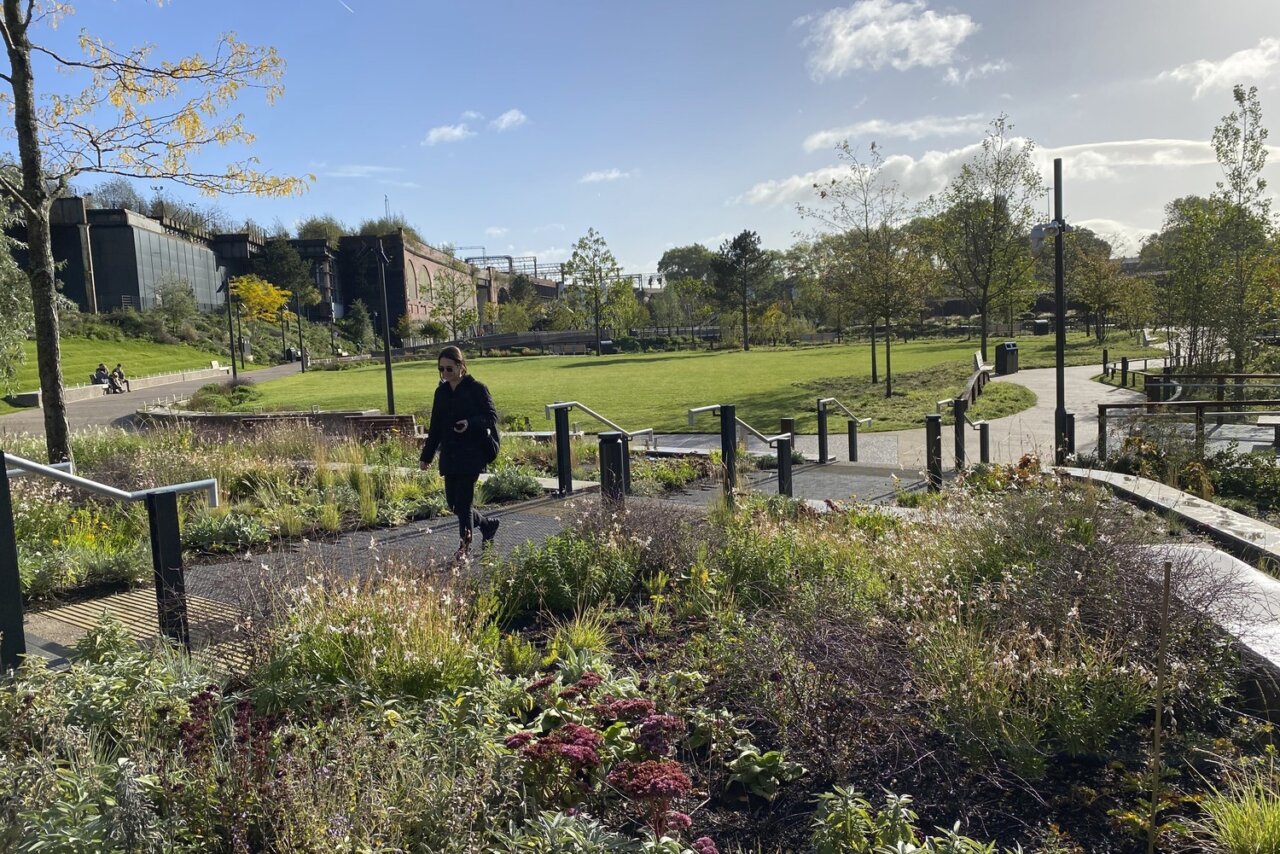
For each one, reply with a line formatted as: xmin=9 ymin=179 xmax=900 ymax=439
xmin=419 ymin=375 xmax=498 ymax=477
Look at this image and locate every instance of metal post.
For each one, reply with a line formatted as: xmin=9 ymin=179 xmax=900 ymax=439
xmin=598 ymin=432 xmax=625 ymax=507
xmin=1053 ymin=158 xmax=1068 ymax=466
xmin=953 ymin=398 xmax=967 ymax=471
xmin=1102 ymin=348 xmax=1109 ymax=378
xmin=554 ymin=407 xmax=573 ymax=495
xmin=1174 ymin=342 xmax=1182 ymax=368
xmin=1098 ymin=409 xmax=1108 ymax=463
xmin=376 ymin=239 xmax=396 ymax=414
xmin=925 ymin=414 xmax=943 ymax=492
xmin=1120 ymin=357 xmax=1128 ymax=388
xmin=720 ymin=405 xmax=737 ymax=497
xmin=848 ymin=419 xmax=859 ymax=462
xmin=979 ymin=422 xmax=991 ymax=464
xmin=0 ymin=454 xmax=26 ymax=672
xmin=1195 ymin=407 xmax=1205 ymax=458
xmin=295 ymin=290 xmax=307 ymax=373
xmin=620 ymin=434 xmax=632 ymax=495
xmin=776 ymin=436 xmax=793 ymax=497
xmin=780 ymin=418 xmax=795 ymax=443
xmin=1064 ymin=413 xmax=1076 ymax=458
xmin=145 ymin=491 xmax=190 ymax=649
xmin=1216 ymin=377 xmax=1225 ymax=427
xmin=224 ymin=288 xmax=238 ymax=381
xmin=816 ymin=400 xmax=830 ymax=464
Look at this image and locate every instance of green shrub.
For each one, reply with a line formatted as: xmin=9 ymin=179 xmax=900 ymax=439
xmin=493 ymin=531 xmax=637 ymax=619
xmin=182 ymin=508 xmax=270 ymax=553
xmin=479 ymin=464 xmax=542 ymax=504
xmin=1199 ymin=758 xmax=1280 ymax=854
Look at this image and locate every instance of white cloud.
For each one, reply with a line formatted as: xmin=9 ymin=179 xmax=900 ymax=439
xmin=803 ymin=113 xmax=987 ymax=151
xmin=485 ymin=226 xmax=509 ymax=237
xmin=518 ymin=245 xmax=570 ymax=264
xmin=942 ymin=59 xmax=1009 ymax=86
xmin=423 ymin=123 xmax=475 ymax=145
xmin=490 ymin=109 xmax=528 ymax=131
xmin=461 ymin=110 xmax=485 ymax=121
xmin=322 ymin=164 xmax=401 ymax=179
xmin=804 ymin=0 xmax=977 ymax=81
xmin=377 ymin=178 xmax=420 ymax=189
xmin=1160 ymin=37 xmax=1280 ymax=98
xmin=1034 ymin=138 xmax=1223 ymax=181
xmin=580 ymin=168 xmax=630 ymax=183
xmin=1072 ymin=218 xmax=1157 ymax=257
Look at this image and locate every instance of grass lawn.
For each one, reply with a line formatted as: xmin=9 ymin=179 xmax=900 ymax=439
xmin=0 ymin=337 xmax=246 ymax=416
xmin=238 ymin=333 xmax=1160 ymax=433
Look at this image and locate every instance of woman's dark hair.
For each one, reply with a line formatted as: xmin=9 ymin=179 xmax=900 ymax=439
xmin=438 ymin=345 xmax=466 ymax=368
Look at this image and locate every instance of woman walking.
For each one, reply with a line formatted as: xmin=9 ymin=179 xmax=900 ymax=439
xmin=419 ymin=346 xmax=499 ymax=563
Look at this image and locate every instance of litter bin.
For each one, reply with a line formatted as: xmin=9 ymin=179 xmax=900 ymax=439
xmin=995 ymin=341 xmax=1019 ymax=375
xmin=1032 ymin=319 xmax=1050 ymax=336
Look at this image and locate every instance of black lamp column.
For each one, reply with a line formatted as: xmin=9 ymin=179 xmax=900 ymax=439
xmin=375 ymin=239 xmax=396 ymax=414
xmin=1053 ymin=158 xmax=1069 ymax=464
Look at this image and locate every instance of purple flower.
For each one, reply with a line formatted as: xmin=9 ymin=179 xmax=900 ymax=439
xmin=692 ymin=837 xmax=719 ymax=854
xmin=667 ymin=810 xmax=692 ymax=830
xmin=637 ymin=713 xmax=686 ymax=756
xmin=504 ymin=731 xmax=535 ymax=750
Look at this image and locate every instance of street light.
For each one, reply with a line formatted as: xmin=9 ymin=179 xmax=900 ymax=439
xmin=216 ymin=274 xmax=237 ymax=380
xmin=1032 ymin=157 xmax=1073 ymax=464
xmin=358 ymin=239 xmax=396 ymax=414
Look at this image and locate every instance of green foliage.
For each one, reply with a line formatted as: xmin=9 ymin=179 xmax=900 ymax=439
xmin=182 ymin=508 xmax=270 ymax=553
xmin=479 ymin=464 xmax=542 ymax=504
xmin=1199 ymin=758 xmax=1280 ymax=853
xmin=726 ymin=739 xmax=805 ymax=799
xmin=493 ymin=531 xmax=638 ymax=619
xmin=186 ymin=378 xmax=262 ymax=411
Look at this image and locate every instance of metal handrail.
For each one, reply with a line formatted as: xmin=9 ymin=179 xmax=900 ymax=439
xmin=2 ymin=452 xmax=219 ymax=507
xmin=687 ymin=405 xmax=789 ymax=448
xmin=5 ymin=460 xmax=74 ymax=479
xmin=818 ymin=397 xmax=872 ymax=426
xmin=936 ymin=398 xmax=953 ymax=413
xmin=545 ymin=401 xmax=655 ymax=449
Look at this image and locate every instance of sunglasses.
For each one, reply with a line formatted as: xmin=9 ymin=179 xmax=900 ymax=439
xmin=438 ymin=364 xmax=458 ymax=374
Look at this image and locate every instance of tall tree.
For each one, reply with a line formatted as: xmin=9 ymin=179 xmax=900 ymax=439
xmin=1212 ymin=84 xmax=1275 ymax=372
xmin=256 ymin=240 xmax=320 ymax=308
xmin=657 ymin=243 xmax=716 ymax=283
xmin=86 ymin=176 xmax=145 ymax=211
xmin=711 ymin=230 xmax=772 ymax=352
xmin=341 ymin=299 xmax=374 ymax=353
xmin=1158 ymin=196 xmax=1229 ymax=367
xmin=230 ymin=275 xmax=289 ymax=323
xmin=562 ymin=227 xmax=621 ymax=355
xmin=924 ymin=116 xmax=1045 ymax=362
xmin=0 ymin=2 xmax=307 ymax=461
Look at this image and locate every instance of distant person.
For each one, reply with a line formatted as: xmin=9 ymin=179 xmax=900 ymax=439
xmin=92 ymin=363 xmax=109 ymax=386
xmin=108 ymin=363 xmax=128 ymax=394
xmin=419 ymin=346 xmax=499 ymax=564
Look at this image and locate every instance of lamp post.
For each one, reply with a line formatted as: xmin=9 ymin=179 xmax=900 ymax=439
xmin=235 ymin=303 xmax=245 ymax=370
xmin=359 ymin=238 xmax=396 ymax=414
xmin=294 ymin=290 xmax=306 ymax=373
xmin=217 ymin=276 xmax=237 ymax=380
xmin=1032 ymin=157 xmax=1072 ymax=464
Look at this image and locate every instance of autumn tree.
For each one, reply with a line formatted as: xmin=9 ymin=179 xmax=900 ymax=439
xmin=230 ymin=274 xmax=289 ymax=322
xmin=924 ymin=116 xmax=1045 ymax=362
xmin=0 ymin=2 xmax=307 ymax=461
xmin=430 ymin=267 xmax=478 ymax=340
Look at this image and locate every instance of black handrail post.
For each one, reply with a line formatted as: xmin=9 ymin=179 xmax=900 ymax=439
xmin=848 ymin=419 xmax=859 ymax=462
xmin=720 ymin=405 xmax=738 ymax=499
xmin=1064 ymin=413 xmax=1076 ymax=459
xmin=979 ymin=422 xmax=991 ymax=464
xmin=620 ymin=434 xmax=632 ymax=495
xmin=1102 ymin=348 xmax=1109 ymax=378
xmin=145 ymin=491 xmax=190 ymax=649
xmin=0 ymin=453 xmax=26 ymax=673
xmin=925 ymin=414 xmax=943 ymax=492
xmin=780 ymin=418 xmax=795 ymax=441
xmin=598 ymin=432 xmax=625 ymax=507
xmin=554 ymin=407 xmax=573 ymax=496
xmin=776 ymin=436 xmax=793 ymax=497
xmin=953 ymin=398 xmax=967 ymax=471
xmin=1216 ymin=378 xmax=1225 ymax=427
xmin=1097 ymin=408 xmax=1108 ymax=463
xmin=1120 ymin=356 xmax=1128 ymax=388
xmin=816 ymin=399 xmax=830 ymax=464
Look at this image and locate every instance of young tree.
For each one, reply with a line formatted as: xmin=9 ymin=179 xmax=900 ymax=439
xmin=495 ymin=301 xmax=532 ymax=334
xmin=341 ymin=299 xmax=374 ymax=353
xmin=154 ymin=278 xmax=197 ymax=336
xmin=924 ymin=116 xmax=1045 ymax=362
xmin=255 ymin=240 xmax=320 ymax=308
xmin=430 ymin=267 xmax=478 ymax=339
xmin=1060 ymin=229 xmax=1121 ymax=341
xmin=394 ymin=313 xmax=417 ymax=346
xmin=0 ymin=3 xmax=308 ymax=461
xmin=604 ymin=280 xmax=647 ymax=334
xmin=418 ymin=318 xmax=447 ymax=341
xmin=1212 ymin=84 xmax=1276 ymax=371
xmin=711 ymin=230 xmax=772 ymax=351
xmin=562 ymin=227 xmax=622 ymax=355
xmin=87 ymin=176 xmax=145 ymax=211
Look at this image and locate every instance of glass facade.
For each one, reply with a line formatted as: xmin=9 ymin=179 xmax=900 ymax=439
xmin=132 ymin=228 xmax=222 ymax=311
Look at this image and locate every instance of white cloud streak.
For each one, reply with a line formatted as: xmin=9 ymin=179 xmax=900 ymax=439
xmin=580 ymin=168 xmax=630 ymax=183
xmin=323 ymin=164 xmax=402 ymax=179
xmin=804 ymin=0 xmax=977 ymax=80
xmin=490 ymin=109 xmax=528 ymax=131
xmin=423 ymin=123 xmax=475 ymax=145
xmin=942 ymin=59 xmax=1009 ymax=86
xmin=1160 ymin=37 xmax=1280 ymax=98
xmin=803 ymin=113 xmax=987 ymax=151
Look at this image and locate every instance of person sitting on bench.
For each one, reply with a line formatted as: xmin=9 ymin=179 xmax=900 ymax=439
xmin=92 ymin=363 xmax=109 ymax=386
xmin=109 ymin=363 xmax=129 ymax=393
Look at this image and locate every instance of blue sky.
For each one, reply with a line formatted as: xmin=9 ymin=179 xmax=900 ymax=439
xmin=22 ymin=0 xmax=1280 ymax=271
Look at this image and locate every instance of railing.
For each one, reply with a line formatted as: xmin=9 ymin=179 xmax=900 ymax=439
xmin=689 ymin=404 xmax=796 ymax=500
xmin=816 ymin=398 xmax=871 ymax=463
xmin=1096 ymin=398 xmax=1280 ymax=462
xmin=1 ymin=451 xmax=220 ymax=672
xmin=934 ymin=397 xmax=991 ymax=474
xmin=544 ymin=401 xmax=655 ymax=496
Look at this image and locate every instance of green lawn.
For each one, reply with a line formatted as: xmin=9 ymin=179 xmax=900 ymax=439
xmin=1 ymin=337 xmax=244 ymax=416
xmin=237 ymin=334 xmax=1158 ymax=433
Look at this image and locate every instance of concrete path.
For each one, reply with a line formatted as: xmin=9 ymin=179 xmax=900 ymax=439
xmin=0 ymin=363 xmax=301 ymax=438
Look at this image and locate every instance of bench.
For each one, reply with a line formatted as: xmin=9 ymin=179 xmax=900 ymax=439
xmin=345 ymin=414 xmax=418 ymax=441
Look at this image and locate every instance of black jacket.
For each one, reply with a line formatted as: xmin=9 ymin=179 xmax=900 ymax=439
xmin=419 ymin=375 xmax=498 ymax=477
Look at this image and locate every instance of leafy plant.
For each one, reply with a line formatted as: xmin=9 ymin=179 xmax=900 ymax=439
xmin=726 ymin=739 xmax=805 ymax=799
xmin=480 ymin=464 xmax=543 ymax=504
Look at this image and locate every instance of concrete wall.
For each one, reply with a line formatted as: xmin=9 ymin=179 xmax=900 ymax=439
xmin=5 ymin=366 xmax=231 ymax=409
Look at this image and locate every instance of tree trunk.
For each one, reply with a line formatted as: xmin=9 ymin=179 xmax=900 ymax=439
xmin=870 ymin=322 xmax=879 ymax=384
xmin=884 ymin=317 xmax=893 ymax=398
xmin=741 ymin=288 xmax=749 ymax=352
xmin=979 ymin=299 xmax=990 ymax=364
xmin=5 ymin=4 xmax=71 ymax=462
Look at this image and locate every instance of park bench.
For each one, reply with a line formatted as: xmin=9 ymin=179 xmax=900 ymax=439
xmin=345 ymin=413 xmax=418 ymax=441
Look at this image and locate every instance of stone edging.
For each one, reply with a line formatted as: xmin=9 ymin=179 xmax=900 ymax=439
xmin=6 ymin=366 xmax=232 ymax=408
